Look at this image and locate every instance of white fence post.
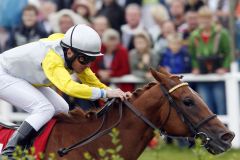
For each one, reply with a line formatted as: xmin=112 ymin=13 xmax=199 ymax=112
xmin=225 ymin=62 xmax=240 ymax=148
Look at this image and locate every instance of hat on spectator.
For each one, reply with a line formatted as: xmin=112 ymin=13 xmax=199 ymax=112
xmin=102 ymin=29 xmax=120 ymax=44
xmin=72 ymin=0 xmax=94 ymax=17
xmin=151 ymin=4 xmax=170 ymax=23
xmin=49 ymin=9 xmax=89 ymax=33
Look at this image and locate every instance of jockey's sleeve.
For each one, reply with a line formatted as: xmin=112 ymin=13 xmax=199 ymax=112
xmin=77 ymin=68 xmax=109 ymax=89
xmin=42 ymin=50 xmax=107 ymax=100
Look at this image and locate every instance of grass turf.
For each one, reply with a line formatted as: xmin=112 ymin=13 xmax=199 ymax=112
xmin=138 ymin=145 xmax=240 ymax=160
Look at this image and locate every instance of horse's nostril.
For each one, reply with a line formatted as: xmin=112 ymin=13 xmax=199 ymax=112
xmin=220 ymin=132 xmax=235 ymax=143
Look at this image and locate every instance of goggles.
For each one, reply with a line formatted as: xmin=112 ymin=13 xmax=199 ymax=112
xmin=72 ymin=48 xmax=96 ymax=65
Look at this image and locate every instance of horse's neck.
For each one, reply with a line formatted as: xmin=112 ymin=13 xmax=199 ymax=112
xmin=118 ymin=87 xmax=164 ymax=159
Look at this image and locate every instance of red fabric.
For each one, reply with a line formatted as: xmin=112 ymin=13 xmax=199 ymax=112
xmin=91 ymin=44 xmax=134 ymax=92
xmin=201 ymin=32 xmax=210 ymax=43
xmin=0 ymin=119 xmax=56 ymax=159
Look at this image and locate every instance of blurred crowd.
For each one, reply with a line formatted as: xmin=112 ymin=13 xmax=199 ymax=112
xmin=0 ymin=0 xmax=238 ymax=115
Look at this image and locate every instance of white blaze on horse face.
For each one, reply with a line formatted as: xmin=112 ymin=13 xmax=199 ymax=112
xmin=0 ymin=143 xmax=3 ymax=153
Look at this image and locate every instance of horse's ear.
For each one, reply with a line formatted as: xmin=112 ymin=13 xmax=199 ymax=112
xmin=159 ymin=67 xmax=171 ymax=76
xmin=150 ymin=68 xmax=166 ymax=83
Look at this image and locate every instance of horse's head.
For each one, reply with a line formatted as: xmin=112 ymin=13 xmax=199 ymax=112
xmin=150 ymin=68 xmax=234 ymax=155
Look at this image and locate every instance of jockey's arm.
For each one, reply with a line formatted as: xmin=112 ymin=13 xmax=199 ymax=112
xmin=77 ymin=68 xmax=110 ymax=89
xmin=42 ymin=50 xmax=106 ymax=100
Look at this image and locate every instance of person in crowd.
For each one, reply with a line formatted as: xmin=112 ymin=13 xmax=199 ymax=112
xmin=169 ymin=0 xmax=186 ymax=29
xmin=153 ymin=20 xmax=176 ymax=57
xmin=235 ymin=0 xmax=240 ymax=53
xmin=0 ymin=26 xmax=11 ymax=53
xmin=92 ymin=15 xmax=110 ymax=38
xmin=160 ymin=33 xmax=191 ymax=74
xmin=206 ymin=0 xmax=230 ymax=28
xmin=141 ymin=0 xmax=160 ymax=28
xmin=8 ymin=5 xmax=48 ymax=48
xmin=91 ymin=29 xmax=133 ymax=92
xmin=97 ymin=0 xmax=125 ymax=33
xmin=185 ymin=0 xmax=205 ymax=12
xmin=148 ymin=4 xmax=170 ymax=44
xmin=189 ymin=6 xmax=231 ymax=115
xmin=129 ymin=30 xmax=159 ymax=81
xmin=0 ymin=0 xmax=28 ymax=29
xmin=49 ymin=9 xmax=89 ymax=33
xmin=121 ymin=3 xmax=144 ymax=50
xmin=72 ymin=0 xmax=94 ymax=23
xmin=53 ymin=0 xmax=74 ymax=10
xmin=178 ymin=11 xmax=199 ymax=43
xmin=38 ymin=1 xmax=57 ymax=35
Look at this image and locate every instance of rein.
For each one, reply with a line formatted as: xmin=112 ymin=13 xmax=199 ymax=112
xmin=58 ymin=82 xmax=216 ymax=157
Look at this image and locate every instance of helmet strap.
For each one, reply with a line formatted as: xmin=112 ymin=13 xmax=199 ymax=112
xmin=61 ymin=44 xmax=77 ymax=70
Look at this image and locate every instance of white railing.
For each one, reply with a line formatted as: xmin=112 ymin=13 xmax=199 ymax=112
xmin=0 ymin=62 xmax=240 ymax=148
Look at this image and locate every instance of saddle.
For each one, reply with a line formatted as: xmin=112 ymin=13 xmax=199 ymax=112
xmin=0 ymin=119 xmax=57 ymax=159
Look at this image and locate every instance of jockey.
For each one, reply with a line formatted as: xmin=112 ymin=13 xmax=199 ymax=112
xmin=0 ymin=24 xmax=131 ymax=157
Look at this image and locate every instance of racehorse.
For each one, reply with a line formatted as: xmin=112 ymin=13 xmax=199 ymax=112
xmin=39 ymin=68 xmax=234 ymax=159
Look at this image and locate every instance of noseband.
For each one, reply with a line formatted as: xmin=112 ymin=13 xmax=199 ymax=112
xmin=58 ymin=82 xmax=217 ymax=156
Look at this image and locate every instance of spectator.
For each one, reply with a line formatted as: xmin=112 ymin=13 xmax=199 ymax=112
xmin=153 ymin=20 xmax=176 ymax=56
xmin=121 ymin=3 xmax=144 ymax=50
xmin=53 ymin=0 xmax=74 ymax=10
xmin=97 ymin=0 xmax=125 ymax=33
xmin=0 ymin=26 xmax=10 ymax=53
xmin=185 ymin=0 xmax=205 ymax=12
xmin=91 ymin=29 xmax=133 ymax=92
xmin=206 ymin=0 xmax=230 ymax=28
xmin=141 ymin=0 xmax=160 ymax=28
xmin=148 ymin=4 xmax=170 ymax=44
xmin=235 ymin=0 xmax=240 ymax=53
xmin=178 ymin=11 xmax=199 ymax=43
xmin=49 ymin=9 xmax=89 ymax=33
xmin=130 ymin=30 xmax=158 ymax=80
xmin=8 ymin=5 xmax=48 ymax=48
xmin=72 ymin=0 xmax=94 ymax=23
xmin=92 ymin=15 xmax=110 ymax=38
xmin=169 ymin=0 xmax=186 ymax=29
xmin=39 ymin=1 xmax=57 ymax=35
xmin=189 ymin=6 xmax=231 ymax=115
xmin=0 ymin=0 xmax=28 ymax=29
xmin=160 ymin=33 xmax=191 ymax=74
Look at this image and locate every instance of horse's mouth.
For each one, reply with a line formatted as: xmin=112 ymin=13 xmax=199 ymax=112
xmin=204 ymin=139 xmax=232 ymax=155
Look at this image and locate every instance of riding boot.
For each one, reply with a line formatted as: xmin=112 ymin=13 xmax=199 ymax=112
xmin=1 ymin=121 xmax=37 ymax=158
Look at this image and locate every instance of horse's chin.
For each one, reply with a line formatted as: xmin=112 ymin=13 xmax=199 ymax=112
xmin=204 ymin=140 xmax=232 ymax=155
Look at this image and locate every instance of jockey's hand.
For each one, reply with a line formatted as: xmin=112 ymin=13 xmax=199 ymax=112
xmin=106 ymin=89 xmax=131 ymax=101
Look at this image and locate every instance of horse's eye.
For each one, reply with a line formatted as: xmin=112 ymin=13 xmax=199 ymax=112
xmin=183 ymin=98 xmax=194 ymax=107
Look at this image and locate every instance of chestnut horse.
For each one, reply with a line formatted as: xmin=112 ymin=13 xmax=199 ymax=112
xmin=44 ymin=68 xmax=234 ymax=160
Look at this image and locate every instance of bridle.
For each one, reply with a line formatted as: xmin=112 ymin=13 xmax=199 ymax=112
xmin=58 ymin=82 xmax=217 ymax=157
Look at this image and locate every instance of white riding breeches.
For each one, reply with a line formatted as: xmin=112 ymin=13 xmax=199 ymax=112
xmin=0 ymin=65 xmax=69 ymax=131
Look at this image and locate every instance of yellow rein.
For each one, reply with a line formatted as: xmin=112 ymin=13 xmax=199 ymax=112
xmin=168 ymin=82 xmax=189 ymax=94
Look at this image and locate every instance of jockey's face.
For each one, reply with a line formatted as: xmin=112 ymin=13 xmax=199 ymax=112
xmin=67 ymin=49 xmax=92 ymax=73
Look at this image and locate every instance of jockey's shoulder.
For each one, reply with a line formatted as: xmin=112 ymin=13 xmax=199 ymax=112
xmin=41 ymin=33 xmax=64 ymax=41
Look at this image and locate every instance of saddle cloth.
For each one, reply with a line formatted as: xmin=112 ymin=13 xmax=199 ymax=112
xmin=0 ymin=119 xmax=56 ymax=159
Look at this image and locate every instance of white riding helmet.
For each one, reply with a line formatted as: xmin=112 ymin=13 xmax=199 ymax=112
xmin=61 ymin=24 xmax=103 ymax=56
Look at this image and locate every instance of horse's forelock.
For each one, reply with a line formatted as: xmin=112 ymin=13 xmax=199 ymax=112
xmin=131 ymin=82 xmax=158 ymax=101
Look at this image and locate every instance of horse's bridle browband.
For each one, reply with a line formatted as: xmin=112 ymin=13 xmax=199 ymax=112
xmin=58 ymin=82 xmax=217 ymax=157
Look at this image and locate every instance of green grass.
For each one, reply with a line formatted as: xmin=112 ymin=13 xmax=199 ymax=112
xmin=139 ymin=145 xmax=240 ymax=160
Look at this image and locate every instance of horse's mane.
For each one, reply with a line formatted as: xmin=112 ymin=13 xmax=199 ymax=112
xmin=56 ymin=82 xmax=158 ymax=123
xmin=130 ymin=82 xmax=157 ymax=101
